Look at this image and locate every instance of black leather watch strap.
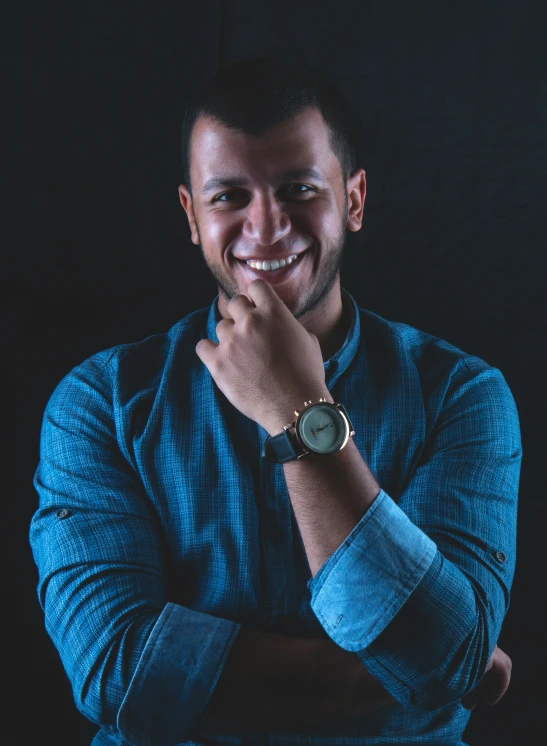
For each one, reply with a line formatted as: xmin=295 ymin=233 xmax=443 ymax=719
xmin=262 ymin=427 xmax=303 ymax=463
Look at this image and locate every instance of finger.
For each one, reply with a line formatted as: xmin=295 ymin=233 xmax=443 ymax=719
xmin=484 ymin=644 xmax=504 ymax=673
xmin=484 ymin=647 xmax=512 ymax=705
xmin=195 ymin=338 xmax=218 ymax=366
xmin=225 ymin=293 xmax=255 ymax=321
xmin=246 ymin=278 xmax=282 ymax=307
xmin=215 ymin=317 xmax=235 ymax=342
xmin=485 ymin=660 xmax=512 ymax=705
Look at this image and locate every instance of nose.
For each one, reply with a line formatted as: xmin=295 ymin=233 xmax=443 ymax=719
xmin=241 ymin=191 xmax=292 ymax=247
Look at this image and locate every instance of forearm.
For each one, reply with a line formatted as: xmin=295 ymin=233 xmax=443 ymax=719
xmin=192 ymin=625 xmax=395 ymax=737
xmin=266 ymin=389 xmax=381 ymax=578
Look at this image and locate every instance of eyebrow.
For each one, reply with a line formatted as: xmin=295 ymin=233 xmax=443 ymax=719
xmin=200 ymin=168 xmax=327 ymax=195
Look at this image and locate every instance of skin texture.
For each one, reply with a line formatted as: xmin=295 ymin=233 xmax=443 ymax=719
xmin=193 ymin=277 xmax=334 ymax=436
xmin=178 ymin=105 xmax=513 ymax=715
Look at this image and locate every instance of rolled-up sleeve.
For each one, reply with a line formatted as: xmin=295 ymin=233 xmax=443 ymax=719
xmin=118 ymin=603 xmax=239 ymax=745
xmin=307 ymin=359 xmax=521 ymax=710
xmin=29 ymin=355 xmax=240 ymax=746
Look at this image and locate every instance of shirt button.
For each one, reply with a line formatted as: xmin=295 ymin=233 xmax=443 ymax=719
xmin=494 ymin=550 xmax=507 ymax=563
xmin=56 ymin=508 xmax=71 ymax=519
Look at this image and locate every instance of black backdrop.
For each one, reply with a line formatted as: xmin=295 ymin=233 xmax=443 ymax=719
xmin=10 ymin=1 xmax=545 ymax=744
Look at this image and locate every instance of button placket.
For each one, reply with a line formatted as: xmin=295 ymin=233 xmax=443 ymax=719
xmin=259 ymin=425 xmax=294 ymax=622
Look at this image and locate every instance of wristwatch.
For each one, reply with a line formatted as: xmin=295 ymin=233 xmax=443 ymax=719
xmin=262 ymin=398 xmax=356 ymax=463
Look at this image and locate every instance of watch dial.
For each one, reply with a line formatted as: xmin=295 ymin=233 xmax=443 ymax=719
xmin=298 ymin=404 xmax=347 ymax=453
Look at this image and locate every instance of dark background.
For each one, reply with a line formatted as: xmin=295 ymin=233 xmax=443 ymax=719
xmin=10 ymin=1 xmax=545 ymax=744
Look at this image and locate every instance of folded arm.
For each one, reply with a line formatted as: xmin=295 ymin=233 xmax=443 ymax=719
xmin=291 ymin=359 xmax=521 ymax=710
xmin=191 ymin=626 xmax=396 ymax=738
xmin=29 ymin=354 xmax=395 ymax=746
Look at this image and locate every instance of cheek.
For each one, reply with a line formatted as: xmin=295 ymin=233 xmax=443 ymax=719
xmin=320 ymin=212 xmax=343 ymax=237
xmin=207 ymin=216 xmax=244 ymax=257
xmin=306 ymin=200 xmax=338 ymax=234
xmin=204 ymin=219 xmax=227 ymax=244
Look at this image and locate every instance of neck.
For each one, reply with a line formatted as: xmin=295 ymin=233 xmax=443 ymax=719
xmin=316 ymin=292 xmax=350 ymax=362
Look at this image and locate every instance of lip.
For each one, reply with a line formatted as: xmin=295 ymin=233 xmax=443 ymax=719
xmin=234 ymin=246 xmax=312 ymax=285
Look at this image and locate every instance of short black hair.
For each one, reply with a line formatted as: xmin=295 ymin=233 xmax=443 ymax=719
xmin=180 ymin=56 xmax=360 ymax=196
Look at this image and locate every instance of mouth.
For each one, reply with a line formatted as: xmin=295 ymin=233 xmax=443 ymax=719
xmin=233 ymin=246 xmax=313 ymax=285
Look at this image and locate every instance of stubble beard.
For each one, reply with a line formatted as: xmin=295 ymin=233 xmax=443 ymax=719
xmin=195 ymin=208 xmax=349 ymax=322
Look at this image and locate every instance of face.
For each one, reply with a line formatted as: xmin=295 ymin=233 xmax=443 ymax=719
xmin=178 ymin=106 xmax=366 ymax=325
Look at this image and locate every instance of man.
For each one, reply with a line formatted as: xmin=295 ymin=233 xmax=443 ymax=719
xmin=30 ymin=57 xmax=519 ymax=746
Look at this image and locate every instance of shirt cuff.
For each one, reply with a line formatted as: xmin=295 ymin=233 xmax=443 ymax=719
xmin=117 ymin=602 xmax=241 ymax=746
xmin=307 ymin=488 xmax=437 ymax=652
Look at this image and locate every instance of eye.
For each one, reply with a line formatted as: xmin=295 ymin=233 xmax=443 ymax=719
xmin=213 ymin=184 xmax=315 ymax=202
xmin=213 ymin=191 xmax=241 ymax=202
xmin=285 ymin=184 xmax=315 ymax=195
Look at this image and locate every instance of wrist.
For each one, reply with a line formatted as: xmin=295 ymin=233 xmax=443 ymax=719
xmin=263 ymin=388 xmax=334 ymax=436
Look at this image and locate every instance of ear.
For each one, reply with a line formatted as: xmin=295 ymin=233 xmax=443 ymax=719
xmin=178 ymin=185 xmax=200 ymax=245
xmin=346 ymin=168 xmax=366 ymax=233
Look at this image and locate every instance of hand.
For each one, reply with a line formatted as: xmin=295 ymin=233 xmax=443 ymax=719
xmin=461 ymin=645 xmax=512 ymax=710
xmin=195 ymin=279 xmax=329 ymax=433
xmin=311 ymin=638 xmax=397 ymax=720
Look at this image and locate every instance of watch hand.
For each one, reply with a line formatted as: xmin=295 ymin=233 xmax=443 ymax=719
xmin=316 ymin=422 xmax=333 ymax=433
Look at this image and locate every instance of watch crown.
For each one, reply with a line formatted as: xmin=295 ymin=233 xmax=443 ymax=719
xmin=294 ymin=410 xmax=300 ymax=417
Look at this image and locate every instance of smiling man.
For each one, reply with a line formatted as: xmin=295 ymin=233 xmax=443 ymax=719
xmin=178 ymin=105 xmax=359 ymax=363
xmin=30 ymin=57 xmax=519 ymax=746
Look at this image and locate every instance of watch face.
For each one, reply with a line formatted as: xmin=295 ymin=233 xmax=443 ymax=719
xmin=297 ymin=403 xmax=348 ymax=454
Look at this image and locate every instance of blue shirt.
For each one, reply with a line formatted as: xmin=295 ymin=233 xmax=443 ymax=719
xmin=29 ymin=288 xmax=522 ymax=746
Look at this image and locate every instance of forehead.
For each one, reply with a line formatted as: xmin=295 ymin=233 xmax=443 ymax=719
xmin=190 ymin=107 xmax=338 ymax=187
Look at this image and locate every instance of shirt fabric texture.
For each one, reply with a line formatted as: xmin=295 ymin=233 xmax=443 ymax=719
xmin=29 ymin=287 xmax=522 ymax=746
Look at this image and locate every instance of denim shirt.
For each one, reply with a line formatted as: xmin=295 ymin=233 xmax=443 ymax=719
xmin=29 ymin=288 xmax=522 ymax=746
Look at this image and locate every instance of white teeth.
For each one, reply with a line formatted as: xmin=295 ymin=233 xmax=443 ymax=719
xmin=246 ymin=254 xmax=298 ymax=271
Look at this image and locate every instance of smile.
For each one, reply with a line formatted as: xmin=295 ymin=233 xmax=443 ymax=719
xmin=234 ymin=246 xmax=312 ymax=284
xmin=245 ymin=254 xmax=298 ymax=270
